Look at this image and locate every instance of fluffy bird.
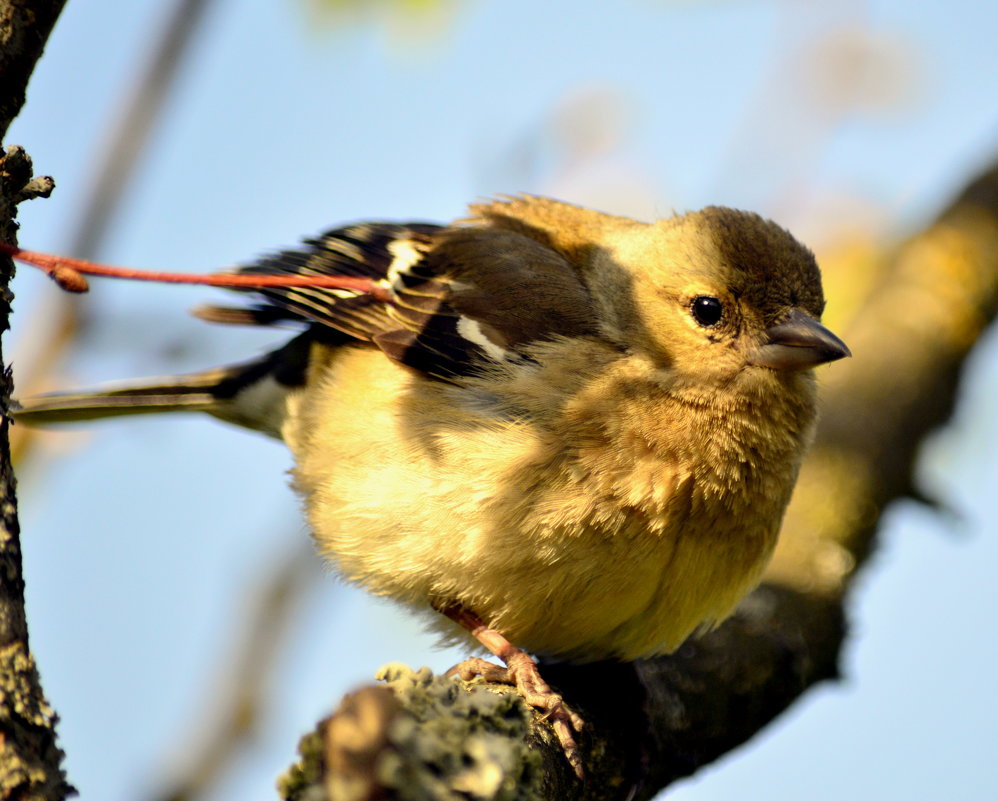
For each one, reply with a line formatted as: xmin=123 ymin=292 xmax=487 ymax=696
xmin=15 ymin=196 xmax=849 ymax=775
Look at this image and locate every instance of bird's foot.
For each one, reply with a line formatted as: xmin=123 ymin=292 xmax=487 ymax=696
xmin=440 ymin=605 xmax=584 ymax=779
xmin=447 ymin=656 xmax=511 ymax=684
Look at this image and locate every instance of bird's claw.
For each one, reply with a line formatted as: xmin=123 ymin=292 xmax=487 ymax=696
xmin=449 ymin=654 xmax=585 ymax=779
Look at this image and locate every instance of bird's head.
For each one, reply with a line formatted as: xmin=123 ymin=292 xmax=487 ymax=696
xmin=592 ymin=206 xmax=850 ymax=392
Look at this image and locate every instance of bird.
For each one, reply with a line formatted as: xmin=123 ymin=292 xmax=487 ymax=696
xmin=14 ymin=195 xmax=850 ymax=777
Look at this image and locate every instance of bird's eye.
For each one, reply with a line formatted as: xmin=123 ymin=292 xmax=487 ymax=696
xmin=690 ymin=296 xmax=724 ymax=327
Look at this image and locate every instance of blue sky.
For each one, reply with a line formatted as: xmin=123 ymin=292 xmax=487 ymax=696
xmin=7 ymin=1 xmax=998 ymax=799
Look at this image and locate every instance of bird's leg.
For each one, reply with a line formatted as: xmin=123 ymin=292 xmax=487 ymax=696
xmin=438 ymin=603 xmax=585 ymax=779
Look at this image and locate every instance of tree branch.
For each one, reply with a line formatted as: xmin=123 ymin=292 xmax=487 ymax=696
xmin=277 ymin=155 xmax=998 ymax=800
xmin=0 ymin=1 xmax=73 ymax=798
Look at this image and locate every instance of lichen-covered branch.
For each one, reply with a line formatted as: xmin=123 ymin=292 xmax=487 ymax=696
xmin=278 ymin=156 xmax=998 ymax=800
xmin=0 ymin=1 xmax=73 ymax=798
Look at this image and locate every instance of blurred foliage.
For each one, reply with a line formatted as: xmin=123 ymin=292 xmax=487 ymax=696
xmin=302 ymin=0 xmax=464 ymax=42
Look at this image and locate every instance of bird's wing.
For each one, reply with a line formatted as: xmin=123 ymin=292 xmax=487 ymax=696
xmin=198 ymin=219 xmax=600 ymax=381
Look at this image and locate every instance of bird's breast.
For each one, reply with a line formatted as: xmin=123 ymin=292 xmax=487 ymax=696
xmin=285 ymin=346 xmax=811 ymax=661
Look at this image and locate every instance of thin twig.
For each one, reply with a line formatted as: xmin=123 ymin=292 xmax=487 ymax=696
xmin=0 ymin=241 xmax=393 ymax=299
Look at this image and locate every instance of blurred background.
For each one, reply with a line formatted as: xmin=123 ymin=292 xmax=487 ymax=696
xmin=6 ymin=0 xmax=998 ymax=799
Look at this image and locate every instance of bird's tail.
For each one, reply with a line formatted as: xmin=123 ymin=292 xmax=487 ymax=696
xmin=14 ymin=367 xmax=240 ymax=422
xmin=12 ymin=333 xmax=315 ymax=438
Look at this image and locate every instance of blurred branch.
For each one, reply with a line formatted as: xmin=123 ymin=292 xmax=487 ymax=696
xmin=0 ymin=1 xmax=74 ymax=798
xmin=152 ymin=542 xmax=320 ymax=801
xmin=278 ymin=155 xmax=998 ymax=799
xmin=68 ymin=0 xmax=215 ymax=259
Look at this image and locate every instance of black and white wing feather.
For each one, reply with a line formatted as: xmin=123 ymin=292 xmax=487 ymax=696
xmin=201 ymin=219 xmax=599 ymax=381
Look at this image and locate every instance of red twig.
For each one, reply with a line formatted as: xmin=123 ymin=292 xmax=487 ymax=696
xmin=0 ymin=242 xmax=393 ymax=301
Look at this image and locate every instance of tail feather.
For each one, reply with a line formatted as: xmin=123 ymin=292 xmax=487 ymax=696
xmin=13 ymin=332 xmax=317 ymax=437
xmin=13 ymin=366 xmax=238 ymax=424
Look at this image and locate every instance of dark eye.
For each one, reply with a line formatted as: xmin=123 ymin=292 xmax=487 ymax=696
xmin=690 ymin=295 xmax=724 ymax=327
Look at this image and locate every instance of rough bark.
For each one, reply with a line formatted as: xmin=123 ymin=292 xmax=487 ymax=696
xmin=0 ymin=1 xmax=73 ymax=798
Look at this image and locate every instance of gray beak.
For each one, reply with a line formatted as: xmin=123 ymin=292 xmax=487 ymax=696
xmin=749 ymin=308 xmax=851 ymax=371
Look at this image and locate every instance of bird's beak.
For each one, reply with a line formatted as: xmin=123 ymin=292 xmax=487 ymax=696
xmin=749 ymin=308 xmax=851 ymax=371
